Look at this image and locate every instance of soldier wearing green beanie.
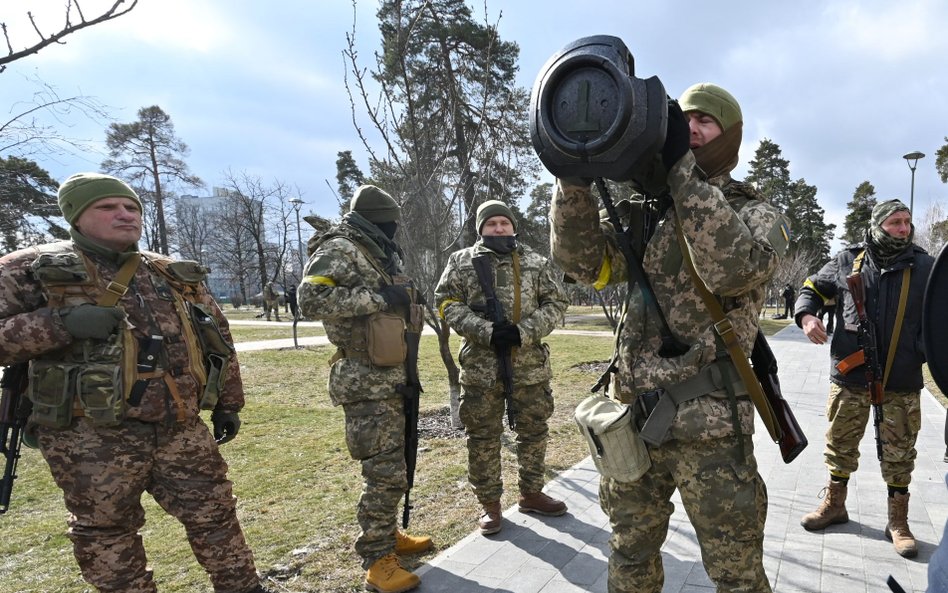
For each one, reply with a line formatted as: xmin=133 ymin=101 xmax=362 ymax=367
xmin=298 ymin=183 xmax=433 ymax=592
xmin=0 ymin=171 xmax=273 ymax=592
xmin=58 ymin=172 xmax=143 ymax=226
xmin=552 ymin=81 xmax=791 ymax=592
xmin=436 ymin=199 xmax=569 ymax=536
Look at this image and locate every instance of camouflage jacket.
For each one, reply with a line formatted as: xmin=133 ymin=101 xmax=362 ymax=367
xmin=551 ymin=151 xmax=790 ymax=441
xmin=435 ymin=241 xmax=568 ymax=389
xmin=0 ymin=240 xmax=244 ymax=423
xmin=298 ymin=221 xmax=407 ymax=405
xmin=795 ymin=242 xmax=932 ymax=391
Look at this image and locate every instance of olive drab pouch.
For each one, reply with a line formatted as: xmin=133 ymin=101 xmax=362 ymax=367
xmin=26 ymin=361 xmax=76 ymax=428
xmin=574 ymin=393 xmax=651 ymax=482
xmin=76 ymin=363 xmax=125 ymax=427
xmin=366 ymin=312 xmax=407 ymax=367
xmin=187 ymin=302 xmax=234 ymax=410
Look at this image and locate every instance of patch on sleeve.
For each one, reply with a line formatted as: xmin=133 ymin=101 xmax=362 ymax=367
xmin=767 ymin=217 xmax=791 ymax=256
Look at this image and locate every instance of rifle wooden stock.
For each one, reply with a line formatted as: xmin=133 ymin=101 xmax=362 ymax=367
xmin=751 ymin=332 xmax=808 ymax=464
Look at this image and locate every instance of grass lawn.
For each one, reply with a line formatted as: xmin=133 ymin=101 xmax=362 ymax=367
xmin=4 ymin=308 xmax=942 ymax=592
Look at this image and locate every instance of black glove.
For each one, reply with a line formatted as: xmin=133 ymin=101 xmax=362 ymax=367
xmin=489 ymin=321 xmax=522 ymax=350
xmin=378 ymin=285 xmax=411 ymax=309
xmin=661 ymin=99 xmax=690 ymax=170
xmin=60 ymin=304 xmax=124 ymax=340
xmin=211 ymin=410 xmax=241 ymax=444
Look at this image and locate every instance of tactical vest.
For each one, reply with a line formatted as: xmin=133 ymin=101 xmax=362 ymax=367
xmin=26 ymin=242 xmax=233 ymax=428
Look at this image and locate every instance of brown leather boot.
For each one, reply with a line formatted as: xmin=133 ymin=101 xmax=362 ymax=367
xmin=518 ymin=491 xmax=567 ymax=516
xmin=478 ymin=501 xmax=502 ymax=535
xmin=800 ymin=480 xmax=849 ymax=531
xmin=365 ymin=553 xmax=420 ymax=593
xmin=886 ymin=492 xmax=918 ymax=558
xmin=394 ymin=530 xmax=433 ymax=555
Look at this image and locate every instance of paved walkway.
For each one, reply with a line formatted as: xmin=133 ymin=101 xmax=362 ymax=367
xmin=413 ymin=324 xmax=948 ymax=593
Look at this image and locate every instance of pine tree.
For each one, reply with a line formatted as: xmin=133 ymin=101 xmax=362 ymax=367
xmin=746 ymin=139 xmax=792 ymax=213
xmin=842 ymin=181 xmax=877 ymax=246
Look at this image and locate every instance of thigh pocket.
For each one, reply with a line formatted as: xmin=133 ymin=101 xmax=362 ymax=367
xmin=695 ymin=458 xmax=763 ymax=539
xmin=343 ymin=401 xmax=388 ymax=461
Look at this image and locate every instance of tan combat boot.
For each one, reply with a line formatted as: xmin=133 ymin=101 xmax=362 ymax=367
xmin=886 ymin=492 xmax=918 ymax=558
xmin=478 ymin=501 xmax=502 ymax=535
xmin=518 ymin=491 xmax=568 ymax=516
xmin=800 ymin=480 xmax=849 ymax=531
xmin=394 ymin=530 xmax=433 ymax=555
xmin=365 ymin=553 xmax=420 ymax=593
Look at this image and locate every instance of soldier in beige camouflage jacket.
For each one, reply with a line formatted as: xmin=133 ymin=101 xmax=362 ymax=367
xmin=551 ymin=84 xmax=790 ymax=593
xmin=0 ymin=173 xmax=269 ymax=593
xmin=298 ymin=185 xmax=431 ymax=593
xmin=435 ymin=200 xmax=569 ymax=537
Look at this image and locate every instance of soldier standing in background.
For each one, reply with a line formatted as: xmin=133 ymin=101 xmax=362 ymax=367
xmin=263 ymin=281 xmax=281 ymax=321
xmin=551 ymin=84 xmax=789 ymax=592
xmin=298 ymin=184 xmax=431 ymax=593
xmin=0 ymin=173 xmax=271 ymax=593
xmin=795 ymin=199 xmax=933 ymax=558
xmin=434 ymin=200 xmax=569 ymax=536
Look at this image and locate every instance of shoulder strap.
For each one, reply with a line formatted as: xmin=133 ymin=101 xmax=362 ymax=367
xmin=883 ymin=267 xmax=911 ymax=387
xmin=511 ymin=251 xmax=522 ymax=323
xmin=96 ymin=253 xmax=142 ymax=307
xmin=341 ymin=236 xmax=393 ymax=286
xmin=674 ymin=223 xmax=781 ymax=442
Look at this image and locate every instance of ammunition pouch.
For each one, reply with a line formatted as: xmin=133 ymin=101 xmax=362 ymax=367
xmin=366 ymin=312 xmax=407 ymax=367
xmin=574 ymin=393 xmax=651 ymax=482
xmin=187 ymin=302 xmax=234 ymax=410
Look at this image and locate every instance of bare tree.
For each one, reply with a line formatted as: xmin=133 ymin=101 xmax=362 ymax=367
xmin=914 ymin=200 xmax=948 ymax=256
xmin=1 ymin=72 xmax=112 ymax=162
xmin=219 ymin=170 xmax=296 ymax=294
xmin=1 ymin=0 xmax=138 ymax=73
xmin=764 ymin=246 xmax=822 ymax=317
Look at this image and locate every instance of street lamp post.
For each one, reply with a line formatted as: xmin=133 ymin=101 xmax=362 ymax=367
xmin=289 ymin=198 xmax=304 ymax=274
xmin=902 ymin=151 xmax=925 ymax=212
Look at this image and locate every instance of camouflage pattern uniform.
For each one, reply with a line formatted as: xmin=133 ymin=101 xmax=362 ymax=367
xmin=434 ymin=241 xmax=568 ymax=504
xmin=795 ymin=241 xmax=933 ymax=486
xmin=297 ymin=218 xmax=410 ymax=569
xmin=0 ymin=240 xmax=259 ymax=593
xmin=551 ymin=149 xmax=789 ymax=593
xmin=263 ymin=282 xmax=281 ymax=321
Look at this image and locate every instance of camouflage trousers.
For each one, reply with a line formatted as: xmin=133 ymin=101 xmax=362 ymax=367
xmin=599 ymin=435 xmax=770 ymax=593
xmin=459 ymin=382 xmax=554 ymax=503
xmin=36 ymin=415 xmax=259 ymax=593
xmin=263 ymin=301 xmax=280 ymax=321
xmin=342 ymin=397 xmax=408 ymax=569
xmin=823 ymin=383 xmax=921 ymax=486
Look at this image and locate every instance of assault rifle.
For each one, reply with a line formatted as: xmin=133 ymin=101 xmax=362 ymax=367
xmin=750 ymin=331 xmax=808 ymax=463
xmin=471 ymin=255 xmax=516 ymax=429
xmin=398 ymin=298 xmax=424 ymax=528
xmin=1 ymin=363 xmax=29 ymax=514
xmin=846 ymin=273 xmax=885 ymax=460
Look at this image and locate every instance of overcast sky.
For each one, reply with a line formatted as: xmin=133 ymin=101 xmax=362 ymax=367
xmin=2 ymin=0 xmax=947 ymax=253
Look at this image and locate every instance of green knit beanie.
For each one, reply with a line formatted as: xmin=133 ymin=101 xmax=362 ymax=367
xmin=58 ymin=173 xmax=142 ymax=226
xmin=679 ymin=83 xmax=742 ymax=131
xmin=476 ymin=200 xmax=517 ymax=234
xmin=349 ymin=185 xmax=400 ymax=223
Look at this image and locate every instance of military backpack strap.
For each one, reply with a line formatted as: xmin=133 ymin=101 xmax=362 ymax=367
xmin=674 ymin=223 xmax=782 ymax=443
xmin=96 ymin=253 xmax=142 ymax=306
xmin=343 ymin=237 xmax=394 ymax=286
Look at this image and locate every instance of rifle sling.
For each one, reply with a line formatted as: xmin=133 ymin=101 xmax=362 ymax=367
xmin=674 ymin=224 xmax=782 ymax=442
